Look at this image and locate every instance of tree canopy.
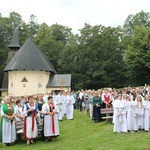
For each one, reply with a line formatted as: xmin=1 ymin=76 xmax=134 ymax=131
xmin=0 ymin=11 xmax=150 ymax=90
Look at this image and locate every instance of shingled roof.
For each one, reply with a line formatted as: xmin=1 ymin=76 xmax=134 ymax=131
xmin=8 ymin=29 xmax=20 ymax=48
xmin=4 ymin=38 xmax=56 ymax=73
xmin=46 ymin=74 xmax=71 ymax=87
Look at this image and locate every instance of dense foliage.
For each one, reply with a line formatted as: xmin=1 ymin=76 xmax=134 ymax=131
xmin=0 ymin=11 xmax=149 ymax=90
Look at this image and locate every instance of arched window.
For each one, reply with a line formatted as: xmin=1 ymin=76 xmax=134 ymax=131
xmin=37 ymin=76 xmax=43 ymax=93
xmin=9 ymin=76 xmax=14 ymax=94
xmin=21 ymin=77 xmax=28 ymax=88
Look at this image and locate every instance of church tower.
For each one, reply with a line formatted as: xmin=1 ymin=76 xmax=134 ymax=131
xmin=2 ymin=31 xmax=71 ymax=97
xmin=0 ymin=29 xmax=20 ymax=96
xmin=4 ymin=38 xmax=56 ymax=96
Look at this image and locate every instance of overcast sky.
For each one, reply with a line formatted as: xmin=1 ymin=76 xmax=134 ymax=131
xmin=0 ymin=0 xmax=149 ymax=33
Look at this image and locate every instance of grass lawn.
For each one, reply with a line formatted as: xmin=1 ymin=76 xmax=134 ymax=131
xmin=0 ymin=110 xmax=150 ymax=150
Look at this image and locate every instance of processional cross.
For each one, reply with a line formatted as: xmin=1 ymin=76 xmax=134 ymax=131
xmin=59 ymin=78 xmax=66 ymax=91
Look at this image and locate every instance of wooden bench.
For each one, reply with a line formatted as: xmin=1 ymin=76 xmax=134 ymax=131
xmin=16 ymin=119 xmax=44 ymax=135
xmin=101 ymin=108 xmax=113 ymax=121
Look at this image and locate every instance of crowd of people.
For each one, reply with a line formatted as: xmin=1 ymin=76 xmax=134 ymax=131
xmin=0 ymin=91 xmax=75 ymax=146
xmin=75 ymin=85 xmax=150 ymax=133
xmin=0 ymin=84 xmax=150 ymax=146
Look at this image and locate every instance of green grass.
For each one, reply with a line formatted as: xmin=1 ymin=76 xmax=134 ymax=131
xmin=0 ymin=110 xmax=150 ymax=150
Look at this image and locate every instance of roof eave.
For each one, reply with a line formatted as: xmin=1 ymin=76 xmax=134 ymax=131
xmin=4 ymin=69 xmax=56 ymax=73
xmin=0 ymin=88 xmax=8 ymax=91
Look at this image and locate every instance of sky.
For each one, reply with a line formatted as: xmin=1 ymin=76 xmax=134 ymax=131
xmin=0 ymin=0 xmax=149 ymax=34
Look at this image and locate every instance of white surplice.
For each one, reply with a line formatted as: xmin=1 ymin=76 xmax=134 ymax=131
xmin=113 ymin=99 xmax=127 ymax=132
xmin=126 ymin=100 xmax=135 ymax=131
xmin=144 ymin=100 xmax=150 ymax=131
xmin=55 ymin=94 xmax=65 ymax=120
xmin=66 ymin=95 xmax=75 ymax=120
xmin=133 ymin=100 xmax=145 ymax=130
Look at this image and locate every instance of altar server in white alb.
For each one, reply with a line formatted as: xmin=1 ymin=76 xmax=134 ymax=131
xmin=126 ymin=96 xmax=134 ymax=132
xmin=144 ymin=95 xmax=150 ymax=131
xmin=113 ymin=94 xmax=127 ymax=133
xmin=62 ymin=92 xmax=67 ymax=117
xmin=112 ymin=95 xmax=118 ymax=124
xmin=42 ymin=96 xmax=60 ymax=141
xmin=66 ymin=92 xmax=75 ymax=120
xmin=55 ymin=92 xmax=65 ymax=121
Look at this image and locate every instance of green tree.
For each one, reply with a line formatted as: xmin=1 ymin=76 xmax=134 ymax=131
xmin=34 ymin=23 xmax=59 ymax=70
xmin=0 ymin=48 xmax=7 ymax=87
xmin=8 ymin=11 xmax=29 ymax=45
xmin=28 ymin=14 xmax=39 ymax=38
xmin=0 ymin=15 xmax=12 ymax=87
xmin=0 ymin=12 xmax=35 ymax=88
xmin=122 ymin=11 xmax=150 ymax=55
xmin=35 ymin=23 xmax=73 ymax=71
xmin=57 ymin=34 xmax=79 ymax=89
xmin=34 ymin=23 xmax=51 ymax=43
xmin=9 ymin=11 xmax=23 ymax=29
xmin=74 ymin=24 xmax=125 ymax=89
xmin=50 ymin=23 xmax=72 ymax=44
xmin=0 ymin=15 xmax=12 ymax=47
xmin=123 ymin=11 xmax=150 ymax=36
xmin=125 ymin=26 xmax=150 ymax=85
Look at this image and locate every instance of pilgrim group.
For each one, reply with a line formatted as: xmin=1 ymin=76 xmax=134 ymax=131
xmin=0 ymin=91 xmax=75 ymax=146
xmin=76 ymin=86 xmax=150 ymax=133
xmin=0 ymin=85 xmax=150 ymax=146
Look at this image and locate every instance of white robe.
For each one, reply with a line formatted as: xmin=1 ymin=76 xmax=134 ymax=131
xmin=14 ymin=105 xmax=24 ymax=122
xmin=62 ymin=95 xmax=67 ymax=116
xmin=133 ymin=100 xmax=144 ymax=130
xmin=126 ymin=101 xmax=134 ymax=131
xmin=136 ymin=106 xmax=144 ymax=129
xmin=42 ymin=103 xmax=60 ymax=136
xmin=1 ymin=105 xmax=16 ymax=143
xmin=55 ymin=94 xmax=65 ymax=120
xmin=43 ymin=95 xmax=48 ymax=103
xmin=113 ymin=99 xmax=127 ymax=132
xmin=144 ymin=101 xmax=150 ymax=131
xmin=88 ymin=94 xmax=93 ymax=119
xmin=23 ymin=103 xmax=38 ymax=139
xmin=112 ymin=100 xmax=117 ymax=124
xmin=66 ymin=95 xmax=75 ymax=120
